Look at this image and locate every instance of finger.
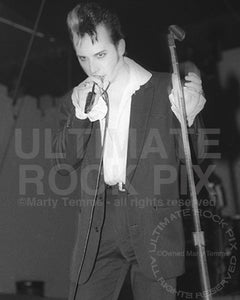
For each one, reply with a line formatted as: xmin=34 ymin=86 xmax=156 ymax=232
xmin=88 ymin=76 xmax=103 ymax=88
xmin=184 ymin=82 xmax=203 ymax=93
xmin=184 ymin=81 xmax=202 ymax=89
xmin=186 ymin=72 xmax=201 ymax=79
xmin=94 ymin=83 xmax=105 ymax=95
xmin=79 ymin=81 xmax=93 ymax=91
xmin=185 ymin=72 xmax=201 ymax=83
xmin=187 ymin=72 xmax=200 ymax=78
xmin=185 ymin=73 xmax=202 ymax=85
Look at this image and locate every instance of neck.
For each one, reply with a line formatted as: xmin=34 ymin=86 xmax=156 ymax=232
xmin=109 ymin=57 xmax=129 ymax=87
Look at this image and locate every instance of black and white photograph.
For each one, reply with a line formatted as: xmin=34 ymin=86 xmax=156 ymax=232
xmin=0 ymin=1 xmax=240 ymax=299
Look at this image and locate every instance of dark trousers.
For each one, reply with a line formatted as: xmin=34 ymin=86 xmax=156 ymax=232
xmin=70 ymin=185 xmax=176 ymax=300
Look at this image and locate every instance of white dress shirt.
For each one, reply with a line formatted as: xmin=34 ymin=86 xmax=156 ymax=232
xmin=73 ymin=57 xmax=205 ymax=188
xmin=100 ymin=57 xmax=152 ymax=186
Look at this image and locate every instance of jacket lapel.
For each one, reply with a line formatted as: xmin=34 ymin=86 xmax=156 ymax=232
xmin=126 ymin=81 xmax=154 ymax=187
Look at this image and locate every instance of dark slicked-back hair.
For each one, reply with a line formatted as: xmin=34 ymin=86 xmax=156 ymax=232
xmin=67 ymin=2 xmax=124 ymax=46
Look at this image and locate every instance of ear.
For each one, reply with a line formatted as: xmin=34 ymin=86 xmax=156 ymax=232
xmin=117 ymin=39 xmax=126 ymax=56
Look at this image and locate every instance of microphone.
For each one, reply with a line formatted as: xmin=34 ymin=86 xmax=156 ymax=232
xmin=169 ymin=25 xmax=185 ymax=41
xmin=84 ymin=82 xmax=96 ymax=113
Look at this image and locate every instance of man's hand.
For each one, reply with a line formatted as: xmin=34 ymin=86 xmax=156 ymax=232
xmin=169 ymin=72 xmax=206 ymax=126
xmin=71 ymin=77 xmax=108 ymax=122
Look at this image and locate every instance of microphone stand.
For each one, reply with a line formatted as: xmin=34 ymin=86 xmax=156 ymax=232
xmin=167 ymin=26 xmax=212 ymax=300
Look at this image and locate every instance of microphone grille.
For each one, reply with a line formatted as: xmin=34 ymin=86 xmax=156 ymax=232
xmin=169 ymin=25 xmax=186 ymax=41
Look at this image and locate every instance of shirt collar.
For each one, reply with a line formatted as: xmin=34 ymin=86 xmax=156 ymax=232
xmin=123 ymin=57 xmax=152 ymax=95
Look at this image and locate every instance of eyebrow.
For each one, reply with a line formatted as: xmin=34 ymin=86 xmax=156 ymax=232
xmin=94 ymin=50 xmax=106 ymax=56
xmin=77 ymin=50 xmax=106 ymax=58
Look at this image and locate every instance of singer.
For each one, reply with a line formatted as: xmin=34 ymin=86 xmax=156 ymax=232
xmin=52 ymin=2 xmax=206 ymax=300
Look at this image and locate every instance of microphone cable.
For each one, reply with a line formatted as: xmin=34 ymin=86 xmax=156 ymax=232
xmin=70 ymin=81 xmax=111 ymax=300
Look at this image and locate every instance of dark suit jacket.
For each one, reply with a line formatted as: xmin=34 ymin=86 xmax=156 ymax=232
xmin=52 ymin=71 xmax=206 ymax=285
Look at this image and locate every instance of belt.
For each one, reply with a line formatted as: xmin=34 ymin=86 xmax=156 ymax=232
xmin=105 ymin=182 xmax=126 ymax=192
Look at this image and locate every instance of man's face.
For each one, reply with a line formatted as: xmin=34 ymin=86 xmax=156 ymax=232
xmin=74 ymin=24 xmax=124 ymax=82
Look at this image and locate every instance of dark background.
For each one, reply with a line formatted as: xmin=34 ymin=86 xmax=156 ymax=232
xmin=0 ymin=0 xmax=240 ymax=97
